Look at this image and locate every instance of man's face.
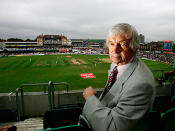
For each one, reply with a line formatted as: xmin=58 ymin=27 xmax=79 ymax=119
xmin=108 ymin=34 xmax=136 ymax=66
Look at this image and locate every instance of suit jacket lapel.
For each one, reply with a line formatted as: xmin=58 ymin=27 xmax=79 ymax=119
xmin=99 ymin=62 xmax=116 ymax=100
xmin=100 ymin=57 xmax=138 ymax=103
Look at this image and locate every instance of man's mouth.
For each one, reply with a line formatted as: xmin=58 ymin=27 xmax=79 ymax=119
xmin=112 ymin=53 xmax=120 ymax=58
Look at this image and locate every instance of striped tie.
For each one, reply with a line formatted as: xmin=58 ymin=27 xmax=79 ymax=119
xmin=101 ymin=66 xmax=118 ymax=99
xmin=106 ymin=66 xmax=118 ymax=91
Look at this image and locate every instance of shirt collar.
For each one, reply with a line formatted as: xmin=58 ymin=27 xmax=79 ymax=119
xmin=113 ymin=57 xmax=134 ymax=78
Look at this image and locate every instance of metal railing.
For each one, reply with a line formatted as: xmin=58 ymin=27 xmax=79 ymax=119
xmin=48 ymin=81 xmax=69 ymax=110
xmin=15 ymin=81 xmax=69 ymax=121
xmin=151 ymin=69 xmax=165 ymax=86
xmin=151 ymin=69 xmax=175 ymax=97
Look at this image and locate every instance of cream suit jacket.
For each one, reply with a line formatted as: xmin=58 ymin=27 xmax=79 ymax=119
xmin=80 ymin=57 xmax=156 ymax=131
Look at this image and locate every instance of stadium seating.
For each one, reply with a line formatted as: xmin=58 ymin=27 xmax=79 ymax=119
xmin=131 ymin=111 xmax=161 ymax=131
xmin=53 ymin=103 xmax=84 ymax=109
xmin=152 ymin=96 xmax=173 ymax=113
xmin=0 ymin=109 xmax=17 ymax=122
xmin=161 ymin=108 xmax=175 ymax=131
xmin=42 ymin=96 xmax=175 ymax=131
xmin=43 ymin=106 xmax=82 ymax=129
xmin=39 ymin=125 xmax=89 ymax=131
xmin=171 ymin=96 xmax=175 ymax=107
xmin=42 ymin=111 xmax=162 ymax=131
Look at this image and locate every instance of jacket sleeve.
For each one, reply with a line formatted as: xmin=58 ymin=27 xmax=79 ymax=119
xmin=82 ymin=83 xmax=154 ymax=131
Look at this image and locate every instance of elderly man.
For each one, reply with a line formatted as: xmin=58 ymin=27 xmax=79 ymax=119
xmin=80 ymin=23 xmax=156 ymax=131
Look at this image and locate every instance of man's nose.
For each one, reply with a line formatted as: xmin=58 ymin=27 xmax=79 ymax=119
xmin=113 ymin=43 xmax=122 ymax=53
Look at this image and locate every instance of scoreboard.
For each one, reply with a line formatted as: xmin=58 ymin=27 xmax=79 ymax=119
xmin=162 ymin=40 xmax=175 ymax=52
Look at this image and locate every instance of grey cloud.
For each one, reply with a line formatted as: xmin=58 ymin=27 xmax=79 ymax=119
xmin=0 ymin=0 xmax=175 ymax=41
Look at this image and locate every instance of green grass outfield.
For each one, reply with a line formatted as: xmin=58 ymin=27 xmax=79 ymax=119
xmin=0 ymin=54 xmax=173 ymax=93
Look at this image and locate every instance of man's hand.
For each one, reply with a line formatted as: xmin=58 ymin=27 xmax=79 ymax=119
xmin=83 ymin=86 xmax=97 ymax=100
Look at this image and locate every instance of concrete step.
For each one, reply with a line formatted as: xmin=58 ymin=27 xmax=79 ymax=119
xmin=0 ymin=117 xmax=43 ymax=131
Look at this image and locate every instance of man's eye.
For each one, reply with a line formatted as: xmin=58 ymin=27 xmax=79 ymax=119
xmin=109 ymin=42 xmax=114 ymax=46
xmin=121 ymin=42 xmax=127 ymax=47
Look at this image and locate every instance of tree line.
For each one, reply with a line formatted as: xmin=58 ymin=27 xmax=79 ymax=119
xmin=0 ymin=38 xmax=37 ymax=42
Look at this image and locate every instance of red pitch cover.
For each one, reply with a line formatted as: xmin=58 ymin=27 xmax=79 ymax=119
xmin=80 ymin=73 xmax=96 ymax=79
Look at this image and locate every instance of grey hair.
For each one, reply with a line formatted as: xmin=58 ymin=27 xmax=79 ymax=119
xmin=107 ymin=23 xmax=140 ymax=51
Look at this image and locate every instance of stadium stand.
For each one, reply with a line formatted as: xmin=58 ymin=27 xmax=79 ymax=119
xmin=43 ymin=106 xmax=82 ymax=129
xmin=161 ymin=108 xmax=175 ymax=131
xmin=171 ymin=96 xmax=175 ymax=107
xmin=0 ymin=109 xmax=17 ymax=122
xmin=131 ymin=111 xmax=161 ymax=131
xmin=1 ymin=66 xmax=174 ymax=130
xmin=41 ymin=110 xmax=162 ymax=131
xmin=40 ymin=70 xmax=175 ymax=131
xmin=53 ymin=103 xmax=84 ymax=109
xmin=0 ymin=36 xmax=106 ymax=56
xmin=152 ymin=96 xmax=173 ymax=113
xmin=43 ymin=83 xmax=84 ymax=129
xmin=40 ymin=125 xmax=89 ymax=131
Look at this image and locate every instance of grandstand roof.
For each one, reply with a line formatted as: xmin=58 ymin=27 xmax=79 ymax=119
xmin=5 ymin=42 xmax=38 ymax=44
xmin=37 ymin=35 xmax=67 ymax=40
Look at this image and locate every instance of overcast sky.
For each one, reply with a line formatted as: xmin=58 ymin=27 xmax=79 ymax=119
xmin=0 ymin=0 xmax=175 ymax=42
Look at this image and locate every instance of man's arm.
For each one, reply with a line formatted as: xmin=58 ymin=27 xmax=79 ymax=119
xmin=82 ymin=83 xmax=154 ymax=131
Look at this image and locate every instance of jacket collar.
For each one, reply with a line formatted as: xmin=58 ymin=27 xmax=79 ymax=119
xmin=116 ymin=56 xmax=138 ymax=84
xmin=100 ymin=56 xmax=138 ymax=101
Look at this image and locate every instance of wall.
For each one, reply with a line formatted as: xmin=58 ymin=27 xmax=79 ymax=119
xmin=0 ymin=89 xmax=103 ymax=117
